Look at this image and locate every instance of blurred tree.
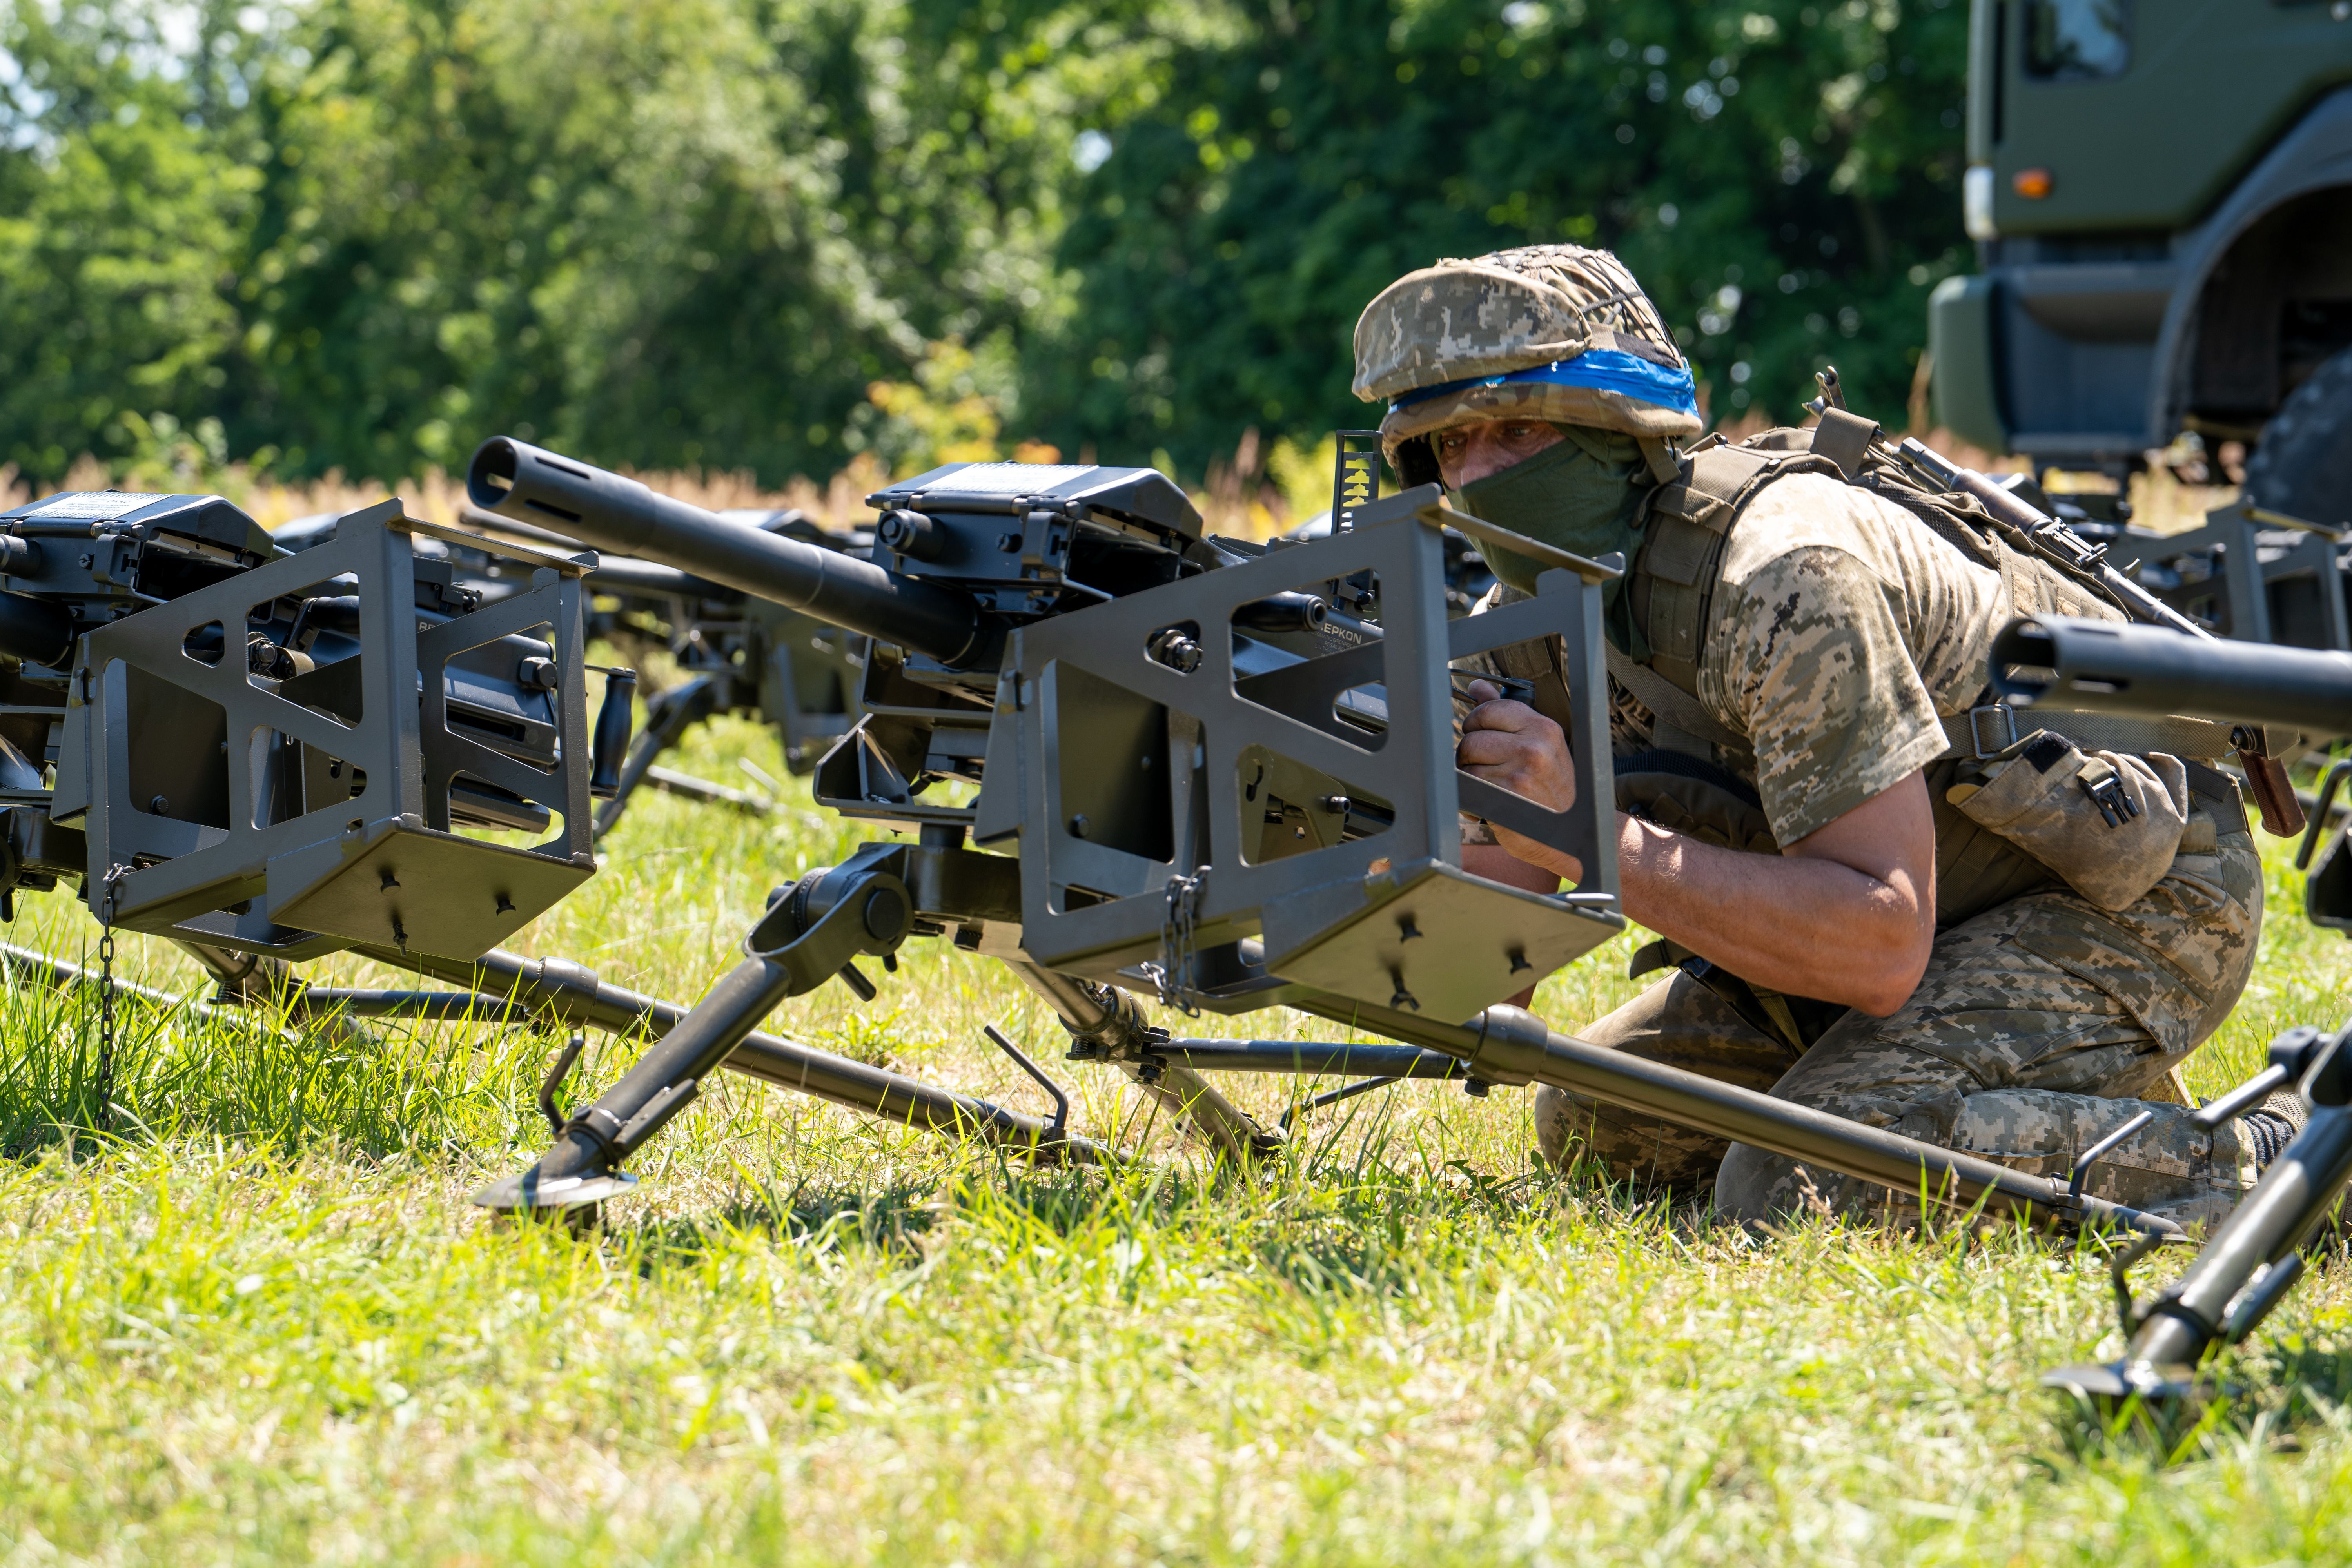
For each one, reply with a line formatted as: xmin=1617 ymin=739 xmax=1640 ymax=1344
xmin=0 ymin=0 xmax=1968 ymax=488
xmin=1034 ymin=0 xmax=1970 ymax=472
xmin=229 ymin=0 xmax=1188 ymax=481
xmin=0 ymin=2 xmax=264 ymax=483
xmin=232 ymin=0 xmax=1028 ymax=479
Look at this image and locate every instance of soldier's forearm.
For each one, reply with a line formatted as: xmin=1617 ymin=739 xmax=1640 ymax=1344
xmin=1481 ymin=813 xmax=1924 ymax=1012
xmin=1614 ymin=815 xmax=1934 ymax=1016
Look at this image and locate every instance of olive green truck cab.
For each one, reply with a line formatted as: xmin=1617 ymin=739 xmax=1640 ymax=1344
xmin=1930 ymin=0 xmax=2352 ymax=525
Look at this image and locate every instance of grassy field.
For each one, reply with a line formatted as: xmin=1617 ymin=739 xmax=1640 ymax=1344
xmin=5 ymin=706 xmax=2352 ymax=1565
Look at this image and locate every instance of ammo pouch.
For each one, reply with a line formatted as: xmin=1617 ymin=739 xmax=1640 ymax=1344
xmin=1945 ymin=730 xmax=2190 ymax=911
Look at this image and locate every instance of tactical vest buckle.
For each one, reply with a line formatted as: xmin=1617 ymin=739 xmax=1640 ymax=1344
xmin=1967 ymin=704 xmax=2020 ymax=759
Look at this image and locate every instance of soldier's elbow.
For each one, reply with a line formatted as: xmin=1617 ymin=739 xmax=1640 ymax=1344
xmin=1849 ymin=931 xmax=1933 ymax=1018
xmin=1849 ymin=975 xmax=1921 ymax=1018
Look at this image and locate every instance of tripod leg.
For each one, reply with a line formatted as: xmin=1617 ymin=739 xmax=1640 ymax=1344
xmin=171 ymin=938 xmax=287 ymax=1003
xmin=1008 ymin=962 xmax=1282 ymax=1165
xmin=466 ymin=846 xmax=1117 ymax=1212
xmin=171 ymin=937 xmax=376 ymax=1045
xmin=1297 ymin=995 xmax=2183 ymax=1239
xmin=472 ymin=948 xmax=806 ymax=1211
xmin=361 ymin=941 xmax=1111 ymax=1164
xmin=2046 ymin=1101 xmax=2352 ymax=1407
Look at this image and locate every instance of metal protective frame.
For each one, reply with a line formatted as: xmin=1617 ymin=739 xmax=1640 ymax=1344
xmin=56 ymin=501 xmax=597 ymax=960
xmin=2150 ymin=500 xmax=2351 ymax=652
xmin=1011 ymin=486 xmax=1622 ymax=1025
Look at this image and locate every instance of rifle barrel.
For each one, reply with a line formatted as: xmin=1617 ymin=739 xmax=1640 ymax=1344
xmin=582 ymin=557 xmax=737 ymax=599
xmin=1894 ymin=437 xmax=2210 ymax=641
xmin=466 ymin=436 xmax=981 ymax=662
xmin=1991 ymin=614 xmax=2352 ymax=734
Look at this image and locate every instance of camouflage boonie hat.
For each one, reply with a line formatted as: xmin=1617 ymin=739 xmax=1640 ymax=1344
xmin=1354 ymin=245 xmax=1703 ymax=460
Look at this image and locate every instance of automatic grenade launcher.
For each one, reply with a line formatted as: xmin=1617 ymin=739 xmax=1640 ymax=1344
xmin=0 ymin=486 xmax=637 ymax=962
xmin=460 ymin=434 xmax=1632 ymax=1205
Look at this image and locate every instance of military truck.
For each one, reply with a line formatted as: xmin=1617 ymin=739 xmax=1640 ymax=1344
xmin=1929 ymin=0 xmax=2352 ymax=528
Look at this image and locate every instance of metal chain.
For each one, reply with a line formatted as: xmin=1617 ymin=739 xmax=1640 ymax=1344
xmin=1141 ymin=866 xmax=1208 ymax=1017
xmin=93 ymin=862 xmax=129 ymax=1130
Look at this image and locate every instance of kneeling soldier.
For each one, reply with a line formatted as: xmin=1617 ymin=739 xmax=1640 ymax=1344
xmin=1353 ymin=243 xmax=2292 ymax=1231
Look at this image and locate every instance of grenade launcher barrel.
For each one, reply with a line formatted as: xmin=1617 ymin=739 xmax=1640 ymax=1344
xmin=466 ymin=436 xmax=983 ymax=664
xmin=1991 ymin=614 xmax=2352 ymax=735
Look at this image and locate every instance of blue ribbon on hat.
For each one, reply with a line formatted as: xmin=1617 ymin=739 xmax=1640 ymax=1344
xmin=1388 ymin=348 xmax=1700 ymax=417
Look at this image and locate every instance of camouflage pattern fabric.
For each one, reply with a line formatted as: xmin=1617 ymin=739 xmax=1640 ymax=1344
xmin=1353 ymin=245 xmax=1704 ymax=454
xmin=1535 ymin=824 xmax=2265 ymax=1232
xmin=1682 ymin=471 xmax=2171 ymax=847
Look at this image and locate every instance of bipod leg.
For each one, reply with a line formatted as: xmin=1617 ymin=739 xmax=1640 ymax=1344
xmin=1008 ymin=962 xmax=1284 ymax=1166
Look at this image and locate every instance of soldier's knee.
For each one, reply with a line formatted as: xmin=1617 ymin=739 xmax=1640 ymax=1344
xmin=1532 ymin=1083 xmax=1588 ymax=1169
xmin=1715 ymin=1143 xmax=1810 ymax=1224
xmin=1532 ymin=1083 xmax=1729 ymax=1191
xmin=1715 ymin=1142 xmax=1900 ymax=1226
xmin=1534 ymin=1083 xmax=1655 ymax=1174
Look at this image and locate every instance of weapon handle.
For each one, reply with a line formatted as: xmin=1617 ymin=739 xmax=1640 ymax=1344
xmin=2240 ymin=747 xmax=2307 ymax=838
xmin=590 ymin=668 xmax=638 ymax=799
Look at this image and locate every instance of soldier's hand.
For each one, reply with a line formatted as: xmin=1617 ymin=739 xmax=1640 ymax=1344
xmin=1457 ymin=678 xmax=1577 ymax=814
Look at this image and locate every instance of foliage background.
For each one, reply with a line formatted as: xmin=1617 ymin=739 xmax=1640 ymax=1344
xmin=0 ymin=0 xmax=1969 ymax=490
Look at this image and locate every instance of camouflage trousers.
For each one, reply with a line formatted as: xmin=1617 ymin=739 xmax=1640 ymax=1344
xmin=1535 ymin=828 xmax=2266 ymax=1232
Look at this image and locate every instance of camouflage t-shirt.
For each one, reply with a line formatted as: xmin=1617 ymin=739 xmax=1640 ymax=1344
xmin=1663 ymin=473 xmax=2112 ymax=846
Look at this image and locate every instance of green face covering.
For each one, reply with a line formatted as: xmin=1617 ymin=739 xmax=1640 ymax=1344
xmin=1454 ymin=425 xmax=1652 ymax=654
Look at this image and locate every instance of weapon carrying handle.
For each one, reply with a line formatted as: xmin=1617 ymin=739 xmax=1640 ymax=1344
xmin=590 ymin=667 xmax=638 ymax=799
xmin=2229 ymin=724 xmax=2307 ymax=838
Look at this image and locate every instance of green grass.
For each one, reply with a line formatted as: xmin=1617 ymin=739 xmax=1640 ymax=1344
xmin=5 ymin=712 xmax=2352 ymax=1564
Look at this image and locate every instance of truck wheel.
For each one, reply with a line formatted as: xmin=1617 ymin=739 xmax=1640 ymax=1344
xmin=2245 ymin=344 xmax=2352 ymax=531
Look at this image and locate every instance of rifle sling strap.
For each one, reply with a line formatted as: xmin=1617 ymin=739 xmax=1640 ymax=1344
xmin=1604 ymin=642 xmax=1752 ymax=762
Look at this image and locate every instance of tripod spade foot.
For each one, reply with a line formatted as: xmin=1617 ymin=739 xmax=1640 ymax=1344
xmin=2041 ymin=1357 xmax=2207 ymax=1413
xmin=470 ymin=1163 xmax=639 ymax=1214
xmin=2042 ymin=1358 xmax=2230 ymax=1452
